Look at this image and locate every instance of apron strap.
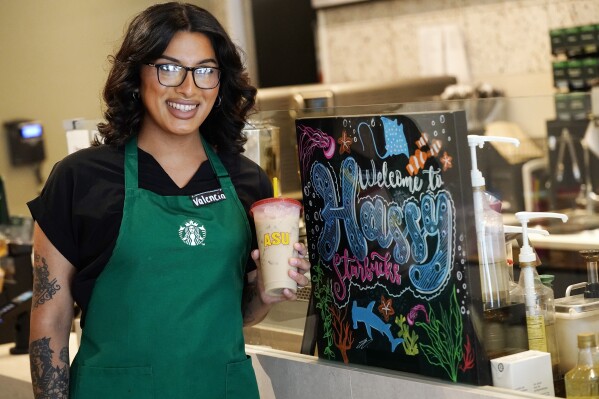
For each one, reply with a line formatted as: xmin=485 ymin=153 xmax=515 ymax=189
xmin=124 ymin=135 xmax=235 ymax=191
xmin=201 ymin=135 xmax=235 ymax=191
xmin=124 ymin=137 xmax=139 ymax=190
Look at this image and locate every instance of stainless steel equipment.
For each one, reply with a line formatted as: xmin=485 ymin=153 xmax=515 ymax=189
xmin=242 ymin=121 xmax=280 ymax=183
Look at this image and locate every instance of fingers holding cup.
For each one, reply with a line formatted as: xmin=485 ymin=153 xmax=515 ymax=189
xmin=289 ymin=243 xmax=311 ymax=288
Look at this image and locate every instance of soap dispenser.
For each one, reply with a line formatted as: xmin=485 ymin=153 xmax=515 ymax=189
xmin=512 ymin=211 xmax=568 ymax=379
xmin=503 ymin=225 xmax=550 ymax=297
xmin=467 ymin=135 xmax=520 ymax=310
xmin=503 ymin=225 xmax=550 ymax=353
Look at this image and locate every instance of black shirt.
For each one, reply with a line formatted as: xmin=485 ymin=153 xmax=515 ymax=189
xmin=28 ymin=143 xmax=273 ymax=321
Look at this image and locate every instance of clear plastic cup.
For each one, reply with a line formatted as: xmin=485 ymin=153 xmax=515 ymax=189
xmin=250 ymin=198 xmax=302 ymax=296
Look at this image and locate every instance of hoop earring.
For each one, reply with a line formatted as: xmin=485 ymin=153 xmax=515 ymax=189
xmin=132 ymin=90 xmax=140 ymax=101
xmin=215 ymin=95 xmax=222 ymax=107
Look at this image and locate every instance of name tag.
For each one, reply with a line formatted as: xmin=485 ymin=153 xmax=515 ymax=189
xmin=190 ymin=189 xmax=227 ymax=207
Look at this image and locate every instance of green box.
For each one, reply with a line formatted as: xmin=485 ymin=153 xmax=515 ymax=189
xmin=552 ymin=61 xmax=569 ymax=90
xmin=567 ymin=59 xmax=585 ymax=90
xmin=568 ymin=92 xmax=591 ymax=120
xmin=554 ymin=94 xmax=571 ymax=121
xmin=580 ymin=25 xmax=598 ymax=54
xmin=582 ymin=58 xmax=599 ymax=86
xmin=550 ymin=28 xmax=567 ymax=55
xmin=565 ymin=27 xmax=582 ymax=56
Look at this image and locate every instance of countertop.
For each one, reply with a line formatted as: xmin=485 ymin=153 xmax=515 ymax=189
xmin=528 ymin=228 xmax=599 ymax=251
xmin=0 ymin=334 xmax=556 ymax=399
xmin=502 ymin=213 xmax=599 ymax=251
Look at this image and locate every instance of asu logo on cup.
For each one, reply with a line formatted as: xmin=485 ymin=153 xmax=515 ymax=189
xmin=263 ymin=232 xmax=290 ymax=247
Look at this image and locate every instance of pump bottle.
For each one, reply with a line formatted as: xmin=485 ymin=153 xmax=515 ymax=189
xmin=503 ymin=225 xmax=550 ymax=352
xmin=468 ymin=135 xmax=520 ymax=310
xmin=512 ymin=211 xmax=568 ymax=379
xmin=565 ymin=333 xmax=599 ymax=398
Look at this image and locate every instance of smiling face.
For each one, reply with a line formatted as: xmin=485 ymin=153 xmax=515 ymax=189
xmin=139 ymin=31 xmax=219 ymax=140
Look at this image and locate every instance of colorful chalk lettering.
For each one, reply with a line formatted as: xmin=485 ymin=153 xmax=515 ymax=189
xmin=297 ymin=112 xmax=491 ymax=385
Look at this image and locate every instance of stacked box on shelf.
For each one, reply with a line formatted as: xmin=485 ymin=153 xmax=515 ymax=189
xmin=551 ymin=24 xmax=599 ymax=57
xmin=580 ymin=25 xmax=598 ymax=55
xmin=583 ymin=58 xmax=599 ymax=86
xmin=564 ymin=27 xmax=582 ymax=57
xmin=552 ymin=61 xmax=569 ymax=92
xmin=550 ymin=23 xmax=598 ymax=121
xmin=553 ymin=93 xmax=591 ymax=121
xmin=550 ymin=28 xmax=567 ymax=56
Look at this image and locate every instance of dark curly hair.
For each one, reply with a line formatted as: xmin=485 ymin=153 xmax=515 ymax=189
xmin=97 ymin=2 xmax=256 ymax=154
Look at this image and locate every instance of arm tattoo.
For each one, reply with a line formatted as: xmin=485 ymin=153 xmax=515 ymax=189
xmin=30 ymin=337 xmax=69 ymax=399
xmin=32 ymin=254 xmax=61 ymax=308
xmin=242 ymin=279 xmax=258 ymax=324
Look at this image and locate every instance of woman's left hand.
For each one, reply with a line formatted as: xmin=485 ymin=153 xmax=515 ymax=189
xmin=251 ymin=242 xmax=311 ymax=304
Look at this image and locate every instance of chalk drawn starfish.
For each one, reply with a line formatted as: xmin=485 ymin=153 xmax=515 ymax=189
xmin=337 ymin=130 xmax=352 ymax=154
xmin=378 ymin=295 xmax=395 ymax=322
xmin=440 ymin=151 xmax=453 ymax=171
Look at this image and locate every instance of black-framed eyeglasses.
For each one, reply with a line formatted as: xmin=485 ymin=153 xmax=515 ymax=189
xmin=145 ymin=63 xmax=221 ymax=89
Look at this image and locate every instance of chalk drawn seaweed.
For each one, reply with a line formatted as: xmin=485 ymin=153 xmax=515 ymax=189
xmin=395 ymin=314 xmax=419 ymax=356
xmin=312 ymin=259 xmax=336 ymax=359
xmin=415 ymin=287 xmax=463 ymax=382
xmin=329 ymin=305 xmax=354 ymax=363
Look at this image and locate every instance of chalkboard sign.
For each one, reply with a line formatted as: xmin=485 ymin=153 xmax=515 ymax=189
xmin=296 ymin=111 xmax=491 ymax=385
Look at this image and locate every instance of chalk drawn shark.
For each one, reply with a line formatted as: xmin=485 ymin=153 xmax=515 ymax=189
xmin=352 ymin=301 xmax=404 ymax=352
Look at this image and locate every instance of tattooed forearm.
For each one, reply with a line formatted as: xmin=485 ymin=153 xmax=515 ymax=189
xmin=30 ymin=337 xmax=69 ymax=399
xmin=32 ymin=254 xmax=61 ymax=308
xmin=242 ymin=279 xmax=258 ymax=324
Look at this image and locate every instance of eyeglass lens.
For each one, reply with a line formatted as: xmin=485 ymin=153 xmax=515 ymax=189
xmin=157 ymin=64 xmax=220 ymax=89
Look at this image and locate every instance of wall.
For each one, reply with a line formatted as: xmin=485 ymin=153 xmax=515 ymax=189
xmin=0 ymin=0 xmax=229 ymax=217
xmin=317 ymin=0 xmax=599 ymax=96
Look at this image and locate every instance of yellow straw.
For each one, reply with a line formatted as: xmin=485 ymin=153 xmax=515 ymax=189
xmin=273 ymin=177 xmax=280 ymax=198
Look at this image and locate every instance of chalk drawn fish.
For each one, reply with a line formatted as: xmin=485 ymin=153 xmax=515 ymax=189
xmin=352 ymin=301 xmax=404 ymax=352
xmin=358 ymin=117 xmax=410 ymax=159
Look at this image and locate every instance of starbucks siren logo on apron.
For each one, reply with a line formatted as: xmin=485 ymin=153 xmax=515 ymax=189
xmin=178 ymin=220 xmax=206 ymax=246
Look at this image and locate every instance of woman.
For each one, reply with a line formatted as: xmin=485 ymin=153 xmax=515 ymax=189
xmin=28 ymin=3 xmax=310 ymax=398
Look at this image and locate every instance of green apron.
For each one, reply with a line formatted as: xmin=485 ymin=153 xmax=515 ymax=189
xmin=70 ymin=136 xmax=259 ymax=399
